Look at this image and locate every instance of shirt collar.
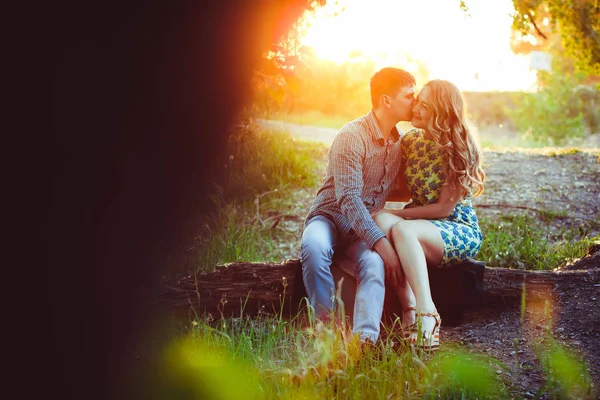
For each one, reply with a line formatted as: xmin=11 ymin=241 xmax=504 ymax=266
xmin=367 ymin=110 xmax=401 ymax=144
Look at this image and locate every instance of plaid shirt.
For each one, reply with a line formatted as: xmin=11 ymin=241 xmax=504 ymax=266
xmin=305 ymin=111 xmax=404 ymax=249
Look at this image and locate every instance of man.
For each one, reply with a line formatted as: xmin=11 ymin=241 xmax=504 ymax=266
xmin=301 ymin=67 xmax=416 ymax=344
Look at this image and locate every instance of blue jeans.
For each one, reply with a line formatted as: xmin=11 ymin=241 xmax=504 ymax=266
xmin=301 ymin=216 xmax=385 ymax=342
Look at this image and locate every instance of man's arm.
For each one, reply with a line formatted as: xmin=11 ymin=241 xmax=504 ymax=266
xmin=383 ymin=180 xmax=462 ymax=220
xmin=331 ymin=131 xmax=405 ymax=289
xmin=373 ymin=236 xmax=404 ymax=290
xmin=330 ymin=131 xmax=385 ymax=249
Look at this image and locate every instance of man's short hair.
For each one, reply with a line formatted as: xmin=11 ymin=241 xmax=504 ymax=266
xmin=370 ymin=67 xmax=416 ymax=107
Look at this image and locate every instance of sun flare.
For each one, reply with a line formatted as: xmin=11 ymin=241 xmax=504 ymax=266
xmin=299 ymin=0 xmax=538 ymax=92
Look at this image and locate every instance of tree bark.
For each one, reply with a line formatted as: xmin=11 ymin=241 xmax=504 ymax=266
xmin=152 ymin=246 xmax=599 ymax=325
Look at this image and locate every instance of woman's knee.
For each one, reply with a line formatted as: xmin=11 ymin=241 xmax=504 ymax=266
xmin=372 ymin=212 xmax=389 ymax=228
xmin=372 ymin=212 xmax=403 ymax=235
xmin=390 ymin=220 xmax=413 ymax=242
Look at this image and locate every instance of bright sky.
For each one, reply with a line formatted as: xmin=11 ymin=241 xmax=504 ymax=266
xmin=300 ymin=0 xmax=539 ymax=92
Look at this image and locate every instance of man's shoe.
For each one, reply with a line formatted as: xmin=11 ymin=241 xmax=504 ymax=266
xmin=359 ymin=337 xmax=376 ymax=351
xmin=359 ymin=337 xmax=385 ymax=360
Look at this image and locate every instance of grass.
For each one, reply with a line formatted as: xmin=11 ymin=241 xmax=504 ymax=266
xmin=186 ymin=124 xmax=327 ymax=274
xmin=193 ymin=201 xmax=277 ymax=272
xmin=478 ymin=214 xmax=599 ymax=270
xmin=134 ymin=305 xmax=594 ymax=400
xmin=141 ymin=312 xmax=512 ymax=400
xmin=224 ymin=123 xmax=327 ymax=200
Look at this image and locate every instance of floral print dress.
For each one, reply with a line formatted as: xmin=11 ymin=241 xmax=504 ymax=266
xmin=401 ymin=129 xmax=482 ymax=265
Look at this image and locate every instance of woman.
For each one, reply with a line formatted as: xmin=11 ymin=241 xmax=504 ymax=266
xmin=373 ymin=79 xmax=485 ymax=350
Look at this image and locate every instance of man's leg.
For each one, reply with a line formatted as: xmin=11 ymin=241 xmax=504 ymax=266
xmin=301 ymin=216 xmax=338 ymax=320
xmin=343 ymin=240 xmax=385 ymax=342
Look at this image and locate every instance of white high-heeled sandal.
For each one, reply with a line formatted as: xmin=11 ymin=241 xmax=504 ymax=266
xmin=409 ymin=311 xmax=441 ymax=350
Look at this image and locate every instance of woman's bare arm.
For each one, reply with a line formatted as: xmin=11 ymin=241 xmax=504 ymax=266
xmin=380 ymin=181 xmax=461 ymax=220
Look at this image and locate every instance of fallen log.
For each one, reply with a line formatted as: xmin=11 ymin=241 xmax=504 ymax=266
xmin=152 ymin=245 xmax=599 ymax=326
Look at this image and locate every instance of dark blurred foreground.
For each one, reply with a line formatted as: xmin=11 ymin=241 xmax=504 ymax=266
xmin=15 ymin=1 xmax=313 ymax=398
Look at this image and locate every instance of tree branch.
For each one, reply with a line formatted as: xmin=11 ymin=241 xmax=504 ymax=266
xmin=526 ymin=11 xmax=548 ymax=40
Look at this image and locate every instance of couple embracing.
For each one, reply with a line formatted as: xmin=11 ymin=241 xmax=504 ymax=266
xmin=300 ymin=67 xmax=485 ymax=350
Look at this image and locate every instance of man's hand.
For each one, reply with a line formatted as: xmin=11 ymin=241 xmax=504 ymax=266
xmin=373 ymin=237 xmax=404 ymax=291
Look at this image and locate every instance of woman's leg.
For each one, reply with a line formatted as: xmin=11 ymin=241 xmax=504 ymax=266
xmin=389 ymin=219 xmax=444 ymax=338
xmin=372 ymin=212 xmax=417 ymax=328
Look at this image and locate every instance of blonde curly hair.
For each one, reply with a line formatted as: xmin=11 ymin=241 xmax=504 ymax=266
xmin=421 ymin=79 xmax=485 ymax=198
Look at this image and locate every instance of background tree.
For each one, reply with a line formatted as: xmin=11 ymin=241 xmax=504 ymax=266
xmin=510 ymin=0 xmax=600 ymax=76
xmin=506 ymin=1 xmax=600 ymax=139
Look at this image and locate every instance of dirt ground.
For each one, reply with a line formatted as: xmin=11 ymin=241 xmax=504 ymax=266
xmin=264 ymin=121 xmax=600 ymax=398
xmin=443 ymin=246 xmax=600 ymax=399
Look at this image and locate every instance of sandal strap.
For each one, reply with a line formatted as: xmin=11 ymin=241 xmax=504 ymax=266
xmin=403 ymin=307 xmax=416 ymax=313
xmin=417 ymin=311 xmax=441 ymax=325
xmin=417 ymin=311 xmax=439 ymax=317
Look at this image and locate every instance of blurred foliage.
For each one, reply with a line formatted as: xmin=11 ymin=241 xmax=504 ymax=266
xmin=222 ymin=121 xmax=324 ymax=201
xmin=536 ymin=337 xmax=594 ymax=399
xmin=462 ymin=91 xmax=525 ymax=130
xmin=511 ymin=0 xmax=600 ymax=76
xmin=430 ymin=347 xmax=507 ymax=399
xmin=151 ymin=338 xmax=259 ymax=400
xmin=253 ymin=48 xmax=427 ymax=123
xmin=508 ymin=10 xmax=600 ymax=143
xmin=254 ymin=50 xmax=379 ymax=121
xmin=508 ymin=73 xmax=587 ymax=145
xmin=251 ymin=52 xmax=600 ymax=143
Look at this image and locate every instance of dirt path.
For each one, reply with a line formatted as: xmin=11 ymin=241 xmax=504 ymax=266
xmin=260 ymin=120 xmax=600 ymax=398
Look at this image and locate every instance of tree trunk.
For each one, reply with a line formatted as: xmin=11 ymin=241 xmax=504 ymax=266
xmin=153 ymin=246 xmax=600 ymax=325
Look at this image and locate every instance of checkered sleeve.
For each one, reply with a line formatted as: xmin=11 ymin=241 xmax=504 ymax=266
xmin=331 ymin=131 xmax=385 ymax=249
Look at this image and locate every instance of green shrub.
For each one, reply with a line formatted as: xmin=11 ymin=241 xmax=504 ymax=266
xmin=223 ymin=121 xmax=325 ymax=201
xmin=462 ymin=91 xmax=525 ymax=130
xmin=573 ymin=84 xmax=600 ymax=134
xmin=508 ymin=75 xmax=586 ymax=145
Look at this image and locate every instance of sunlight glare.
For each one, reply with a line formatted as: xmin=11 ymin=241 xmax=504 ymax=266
xmin=300 ymin=0 xmax=538 ymax=92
